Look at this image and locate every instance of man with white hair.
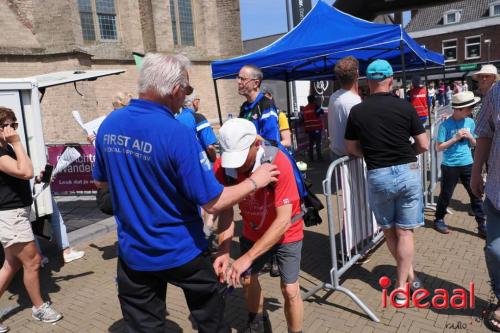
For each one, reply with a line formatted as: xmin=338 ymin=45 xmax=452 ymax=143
xmin=213 ymin=118 xmax=304 ymax=333
xmin=177 ymin=90 xmax=218 ymax=162
xmin=92 ymin=53 xmax=279 ymax=333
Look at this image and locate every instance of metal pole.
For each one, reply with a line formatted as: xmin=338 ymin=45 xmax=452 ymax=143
xmin=213 ymin=79 xmax=223 ymax=126
xmin=424 ymin=61 xmax=432 ymax=129
xmin=400 ymin=38 xmax=407 ymax=99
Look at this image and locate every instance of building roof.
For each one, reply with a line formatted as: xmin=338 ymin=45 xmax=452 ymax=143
xmin=406 ymin=0 xmax=498 ymax=32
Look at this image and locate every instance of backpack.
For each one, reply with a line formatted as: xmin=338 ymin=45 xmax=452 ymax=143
xmin=224 ymin=140 xmax=324 ymax=227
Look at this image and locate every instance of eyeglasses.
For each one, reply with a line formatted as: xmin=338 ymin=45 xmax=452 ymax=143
xmin=181 ymin=84 xmax=194 ymax=95
xmin=236 ymin=75 xmax=256 ymax=83
xmin=1 ymin=122 xmax=18 ymax=130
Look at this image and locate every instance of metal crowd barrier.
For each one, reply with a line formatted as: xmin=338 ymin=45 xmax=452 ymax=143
xmin=302 ymin=156 xmax=383 ymax=322
xmin=424 ymin=105 xmax=451 ymax=211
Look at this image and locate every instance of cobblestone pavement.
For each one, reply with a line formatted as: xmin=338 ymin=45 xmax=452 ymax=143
xmin=0 ymin=161 xmax=495 ymax=332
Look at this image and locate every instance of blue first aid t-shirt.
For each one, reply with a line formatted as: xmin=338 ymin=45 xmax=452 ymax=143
xmin=437 ymin=117 xmax=476 ymax=167
xmin=240 ymin=93 xmax=280 ymax=143
xmin=176 ymin=107 xmax=217 ymax=151
xmin=93 ymin=99 xmax=223 ymax=271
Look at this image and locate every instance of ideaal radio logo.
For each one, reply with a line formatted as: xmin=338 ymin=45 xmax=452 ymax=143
xmin=378 ymin=276 xmax=475 ymax=309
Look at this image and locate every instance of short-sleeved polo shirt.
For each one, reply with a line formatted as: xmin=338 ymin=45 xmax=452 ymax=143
xmin=93 ymin=99 xmax=223 ymax=271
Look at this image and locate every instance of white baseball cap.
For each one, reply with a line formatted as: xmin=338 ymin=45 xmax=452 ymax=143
xmin=219 ymin=118 xmax=257 ymax=168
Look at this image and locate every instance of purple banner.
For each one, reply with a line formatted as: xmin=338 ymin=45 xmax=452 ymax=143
xmin=47 ymin=144 xmax=96 ymax=193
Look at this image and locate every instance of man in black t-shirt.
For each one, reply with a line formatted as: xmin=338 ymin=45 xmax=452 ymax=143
xmin=344 ymin=59 xmax=429 ymax=305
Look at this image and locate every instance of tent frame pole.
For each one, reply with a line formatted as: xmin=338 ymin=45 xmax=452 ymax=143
xmin=285 ymin=73 xmax=297 ymax=153
xmin=424 ymin=61 xmax=431 ymax=129
xmin=400 ymin=39 xmax=407 ymax=99
xmin=213 ymin=79 xmax=223 ymax=126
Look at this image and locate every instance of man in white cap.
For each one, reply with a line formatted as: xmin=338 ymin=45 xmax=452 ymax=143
xmin=433 ymin=91 xmax=486 ymax=237
xmin=212 ymin=118 xmax=304 ymax=333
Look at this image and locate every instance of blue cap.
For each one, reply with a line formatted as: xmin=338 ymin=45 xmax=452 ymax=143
xmin=366 ymin=59 xmax=393 ymax=80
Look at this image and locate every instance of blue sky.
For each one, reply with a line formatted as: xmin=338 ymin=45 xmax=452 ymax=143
xmin=240 ymin=0 xmax=410 ymax=41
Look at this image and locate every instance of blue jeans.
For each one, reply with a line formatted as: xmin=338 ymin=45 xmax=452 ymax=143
xmin=367 ymin=162 xmax=424 ymax=229
xmin=50 ymin=197 xmax=70 ymax=250
xmin=485 ymin=197 xmax=500 ymax=300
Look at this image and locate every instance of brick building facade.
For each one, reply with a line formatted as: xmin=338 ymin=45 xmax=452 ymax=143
xmin=406 ymin=0 xmax=500 ymax=76
xmin=0 ymin=0 xmax=243 ymax=143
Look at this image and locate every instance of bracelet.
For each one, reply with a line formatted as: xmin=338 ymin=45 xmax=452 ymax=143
xmin=248 ymin=178 xmax=258 ymax=192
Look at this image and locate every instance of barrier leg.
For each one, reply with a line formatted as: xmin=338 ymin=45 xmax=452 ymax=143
xmin=301 ymin=282 xmax=327 ymax=300
xmin=302 ymin=282 xmax=380 ymax=322
xmin=336 ymin=286 xmax=380 ymax=322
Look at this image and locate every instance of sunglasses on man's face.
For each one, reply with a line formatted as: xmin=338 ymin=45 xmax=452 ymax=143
xmin=181 ymin=84 xmax=194 ymax=95
xmin=1 ymin=122 xmax=18 ymax=130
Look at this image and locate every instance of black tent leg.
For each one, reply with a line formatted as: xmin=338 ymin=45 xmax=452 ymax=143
xmin=213 ymin=79 xmax=223 ymax=126
xmin=400 ymin=40 xmax=407 ymax=99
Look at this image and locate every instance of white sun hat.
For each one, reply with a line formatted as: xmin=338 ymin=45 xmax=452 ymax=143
xmin=451 ymin=91 xmax=481 ymax=109
xmin=472 ymin=64 xmax=499 ymax=81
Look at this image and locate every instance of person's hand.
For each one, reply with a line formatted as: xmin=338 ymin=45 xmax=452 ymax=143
xmin=2 ymin=126 xmax=20 ymax=144
xmin=454 ymin=130 xmax=465 ymax=141
xmin=35 ymin=170 xmax=45 ymax=184
xmin=250 ymin=163 xmax=280 ymax=189
xmin=87 ymin=134 xmax=96 ymax=144
xmin=227 ymin=253 xmax=253 ymax=287
xmin=470 ymin=171 xmax=484 ymax=198
xmin=213 ymin=252 xmax=230 ymax=284
xmin=462 ymin=129 xmax=473 ymax=140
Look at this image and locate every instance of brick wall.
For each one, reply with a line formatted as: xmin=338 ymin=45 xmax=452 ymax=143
xmin=414 ymin=25 xmax=500 ymax=64
xmin=0 ymin=0 xmax=245 ymax=142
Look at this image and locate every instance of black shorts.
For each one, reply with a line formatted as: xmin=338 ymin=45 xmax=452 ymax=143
xmin=239 ymin=237 xmax=302 ymax=284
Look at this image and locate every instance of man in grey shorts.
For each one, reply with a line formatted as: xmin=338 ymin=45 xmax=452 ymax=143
xmin=212 ymin=118 xmax=304 ymax=333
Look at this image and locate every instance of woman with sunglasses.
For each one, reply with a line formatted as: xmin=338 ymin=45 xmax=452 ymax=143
xmin=0 ymin=107 xmax=62 ymax=331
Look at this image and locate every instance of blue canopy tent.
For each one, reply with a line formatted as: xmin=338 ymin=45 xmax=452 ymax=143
xmin=211 ymin=0 xmax=444 ymax=124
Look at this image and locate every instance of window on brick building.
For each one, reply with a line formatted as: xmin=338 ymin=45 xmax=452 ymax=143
xmin=79 ymin=0 xmax=96 ymax=41
xmin=170 ymin=0 xmax=195 ymax=46
xmin=443 ymin=10 xmax=461 ymax=25
xmin=490 ymin=2 xmax=500 ymax=16
xmin=465 ymin=36 xmax=481 ymax=60
xmin=442 ymin=39 xmax=457 ymax=62
xmin=78 ymin=0 xmax=118 ymax=42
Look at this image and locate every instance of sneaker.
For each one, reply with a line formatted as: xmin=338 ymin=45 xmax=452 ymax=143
xmin=63 ymin=249 xmax=85 ymax=263
xmin=434 ymin=219 xmax=450 ymax=234
xmin=0 ymin=323 xmax=9 ymax=333
xmin=410 ymin=276 xmax=423 ymax=292
xmin=32 ymin=302 xmax=63 ymax=323
xmin=40 ymin=256 xmax=49 ymax=268
xmin=478 ymin=222 xmax=487 ymax=239
xmin=243 ymin=313 xmax=270 ymax=333
xmin=394 ymin=292 xmax=407 ymax=306
xmin=409 ymin=276 xmax=428 ymax=300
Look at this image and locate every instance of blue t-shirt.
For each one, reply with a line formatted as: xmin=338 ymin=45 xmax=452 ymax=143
xmin=240 ymin=93 xmax=280 ymax=143
xmin=437 ymin=116 xmax=476 ymax=167
xmin=93 ymin=99 xmax=223 ymax=271
xmin=176 ymin=107 xmax=217 ymax=151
